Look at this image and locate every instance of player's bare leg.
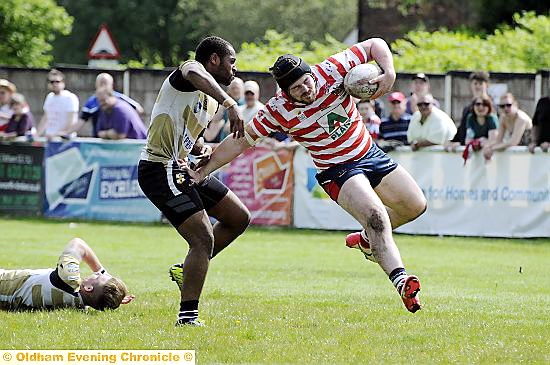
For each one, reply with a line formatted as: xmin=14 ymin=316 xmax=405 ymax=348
xmin=338 ymin=174 xmax=421 ymax=312
xmin=346 ymin=166 xmax=426 ymax=260
xmin=174 ymin=210 xmax=214 ymax=325
xmin=207 ymin=190 xmax=250 ymax=258
xmin=375 ymin=165 xmax=427 ymax=229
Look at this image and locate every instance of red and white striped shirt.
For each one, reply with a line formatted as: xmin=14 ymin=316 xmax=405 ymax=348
xmin=245 ymin=44 xmax=372 ymax=170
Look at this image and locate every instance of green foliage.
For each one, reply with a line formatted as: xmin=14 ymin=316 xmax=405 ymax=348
xmin=392 ymin=11 xmax=550 ymax=72
xmin=236 ymin=30 xmax=347 ymax=72
xmin=1 ymin=218 xmax=550 ymax=363
xmin=0 ymin=0 xmax=72 ymax=67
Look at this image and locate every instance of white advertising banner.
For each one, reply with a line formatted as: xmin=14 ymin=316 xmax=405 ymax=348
xmin=293 ymin=146 xmax=550 ymax=237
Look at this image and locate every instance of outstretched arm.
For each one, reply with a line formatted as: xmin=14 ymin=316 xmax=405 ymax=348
xmin=187 ymin=133 xmax=251 ymax=182
xmin=61 ymin=238 xmax=104 ymax=273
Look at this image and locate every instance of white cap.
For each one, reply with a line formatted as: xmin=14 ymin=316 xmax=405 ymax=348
xmin=244 ymin=80 xmax=260 ymax=95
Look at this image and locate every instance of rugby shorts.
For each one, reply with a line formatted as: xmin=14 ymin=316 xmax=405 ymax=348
xmin=315 ymin=143 xmax=398 ymax=202
xmin=138 ymin=160 xmax=229 ymax=227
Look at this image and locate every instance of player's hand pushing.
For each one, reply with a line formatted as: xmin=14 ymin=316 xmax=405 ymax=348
xmin=227 ymin=106 xmax=245 ymax=138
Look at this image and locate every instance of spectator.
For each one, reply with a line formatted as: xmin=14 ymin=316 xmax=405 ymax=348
xmin=240 ymin=80 xmax=264 ymax=123
xmin=464 ymin=95 xmax=498 ymax=145
xmin=357 ymin=99 xmax=381 ymax=140
xmin=0 ymin=79 xmax=16 ymax=132
xmin=528 ymin=94 xmax=550 ymax=153
xmin=378 ymin=91 xmax=411 ymax=150
xmin=204 ymin=77 xmax=244 ymax=143
xmin=484 ymin=92 xmax=532 ymax=160
xmin=36 ymin=69 xmax=79 ymax=138
xmin=0 ymin=93 xmax=35 ymax=139
xmin=72 ymin=73 xmax=144 ymax=137
xmin=95 ymin=87 xmax=147 ymax=140
xmin=406 ymin=73 xmax=440 ymax=114
xmin=407 ymin=93 xmax=457 ymax=151
xmin=453 ymin=71 xmax=491 ymax=145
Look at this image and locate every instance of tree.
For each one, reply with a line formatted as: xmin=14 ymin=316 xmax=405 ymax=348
xmin=0 ymin=0 xmax=72 ymax=67
xmin=51 ymin=0 xmax=356 ymax=66
xmin=391 ymin=12 xmax=550 ymax=73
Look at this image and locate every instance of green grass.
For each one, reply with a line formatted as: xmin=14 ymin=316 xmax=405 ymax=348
xmin=1 ymin=218 xmax=549 ymax=364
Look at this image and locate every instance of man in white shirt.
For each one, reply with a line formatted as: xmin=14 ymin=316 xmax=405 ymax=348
xmin=0 ymin=79 xmax=16 ymax=132
xmin=407 ymin=93 xmax=457 ymax=151
xmin=37 ymin=69 xmax=79 ymax=138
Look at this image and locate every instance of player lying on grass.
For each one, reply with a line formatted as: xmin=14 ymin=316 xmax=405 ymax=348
xmin=0 ymin=238 xmax=134 ymax=311
xmin=182 ymin=38 xmax=427 ymax=313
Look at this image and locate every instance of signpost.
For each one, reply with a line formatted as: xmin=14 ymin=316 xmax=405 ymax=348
xmin=87 ymin=24 xmax=121 ymax=68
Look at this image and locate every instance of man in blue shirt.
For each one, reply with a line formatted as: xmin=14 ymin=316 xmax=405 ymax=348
xmin=74 ymin=73 xmax=143 ymax=137
xmin=96 ymin=87 xmax=147 ymax=139
xmin=378 ymin=92 xmax=412 ymax=151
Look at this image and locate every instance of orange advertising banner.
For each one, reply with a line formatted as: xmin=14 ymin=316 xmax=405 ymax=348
xmin=219 ymin=145 xmax=294 ymax=226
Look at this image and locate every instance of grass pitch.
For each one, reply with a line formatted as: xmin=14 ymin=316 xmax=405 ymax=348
xmin=0 ymin=218 xmax=549 ymax=364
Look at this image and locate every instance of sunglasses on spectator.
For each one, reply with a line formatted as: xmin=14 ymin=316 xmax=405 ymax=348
xmin=498 ymin=103 xmax=513 ymax=108
xmin=417 ymin=102 xmax=431 ymax=107
xmin=474 ymin=102 xmax=489 ymax=107
xmin=48 ymin=80 xmax=62 ymax=84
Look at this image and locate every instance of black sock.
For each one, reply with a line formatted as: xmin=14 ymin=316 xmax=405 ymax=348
xmin=179 ymin=300 xmax=199 ymax=321
xmin=389 ymin=267 xmax=407 ymax=292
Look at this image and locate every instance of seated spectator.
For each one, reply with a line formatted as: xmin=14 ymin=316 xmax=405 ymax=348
xmin=204 ymin=77 xmax=244 ymax=143
xmin=357 ymin=99 xmax=381 ymax=140
xmin=240 ymin=80 xmax=264 ymax=123
xmin=453 ymin=71 xmax=491 ymax=145
xmin=0 ymin=79 xmax=16 ymax=132
xmin=72 ymin=73 xmax=144 ymax=137
xmin=407 ymin=93 xmax=457 ymax=151
xmin=0 ymin=93 xmax=35 ymax=139
xmin=36 ymin=69 xmax=79 ymax=138
xmin=406 ymin=73 xmax=440 ymax=115
xmin=378 ymin=91 xmax=411 ymax=151
xmin=465 ymin=95 xmax=498 ymax=146
xmin=95 ymin=87 xmax=147 ymax=140
xmin=483 ymin=92 xmax=532 ymax=160
xmin=528 ymin=94 xmax=550 ymax=153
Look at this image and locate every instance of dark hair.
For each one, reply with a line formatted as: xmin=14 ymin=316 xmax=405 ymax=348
xmin=472 ymin=94 xmax=494 ymax=114
xmin=469 ymin=71 xmax=490 ymax=83
xmin=195 ymin=36 xmax=233 ymax=64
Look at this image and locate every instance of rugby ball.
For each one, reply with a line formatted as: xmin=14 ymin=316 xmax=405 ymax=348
xmin=344 ymin=63 xmax=383 ymax=99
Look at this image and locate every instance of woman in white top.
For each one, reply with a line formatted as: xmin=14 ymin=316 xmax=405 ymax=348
xmin=483 ymin=92 xmax=532 ymax=160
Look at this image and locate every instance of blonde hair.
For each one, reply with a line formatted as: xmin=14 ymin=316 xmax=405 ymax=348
xmin=95 ymin=277 xmax=128 ymax=310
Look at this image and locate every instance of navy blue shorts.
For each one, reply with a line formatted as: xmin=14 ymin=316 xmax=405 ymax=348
xmin=315 ymin=143 xmax=398 ymax=202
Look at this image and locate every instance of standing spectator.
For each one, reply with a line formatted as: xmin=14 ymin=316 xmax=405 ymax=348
xmin=528 ymin=95 xmax=550 ymax=153
xmin=357 ymin=99 xmax=381 ymax=140
xmin=453 ymin=71 xmax=491 ymax=145
xmin=378 ymin=91 xmax=411 ymax=147
xmin=407 ymin=93 xmax=457 ymax=151
xmin=240 ymin=80 xmax=264 ymax=123
xmin=406 ymin=73 xmax=440 ymax=114
xmin=72 ymin=73 xmax=144 ymax=137
xmin=484 ymin=92 xmax=532 ymax=160
xmin=0 ymin=93 xmax=35 ymax=139
xmin=0 ymin=79 xmax=16 ymax=132
xmin=36 ymin=69 xmax=79 ymax=138
xmin=95 ymin=87 xmax=147 ymax=140
xmin=204 ymin=77 xmax=244 ymax=142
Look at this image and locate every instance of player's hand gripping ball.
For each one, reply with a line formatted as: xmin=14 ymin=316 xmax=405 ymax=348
xmin=344 ymin=63 xmax=383 ymax=99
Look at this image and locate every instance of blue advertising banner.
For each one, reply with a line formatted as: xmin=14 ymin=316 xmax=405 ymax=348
xmin=44 ymin=139 xmax=161 ymax=222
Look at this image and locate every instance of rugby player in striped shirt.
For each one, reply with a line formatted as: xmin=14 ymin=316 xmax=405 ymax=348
xmin=188 ymin=38 xmax=427 ymax=313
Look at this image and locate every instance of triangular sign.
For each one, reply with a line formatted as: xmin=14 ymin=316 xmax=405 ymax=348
xmin=87 ymin=24 xmax=120 ymax=59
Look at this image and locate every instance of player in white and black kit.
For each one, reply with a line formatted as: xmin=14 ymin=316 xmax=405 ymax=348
xmin=137 ymin=36 xmax=250 ymax=326
xmin=187 ymin=38 xmax=427 ymax=313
